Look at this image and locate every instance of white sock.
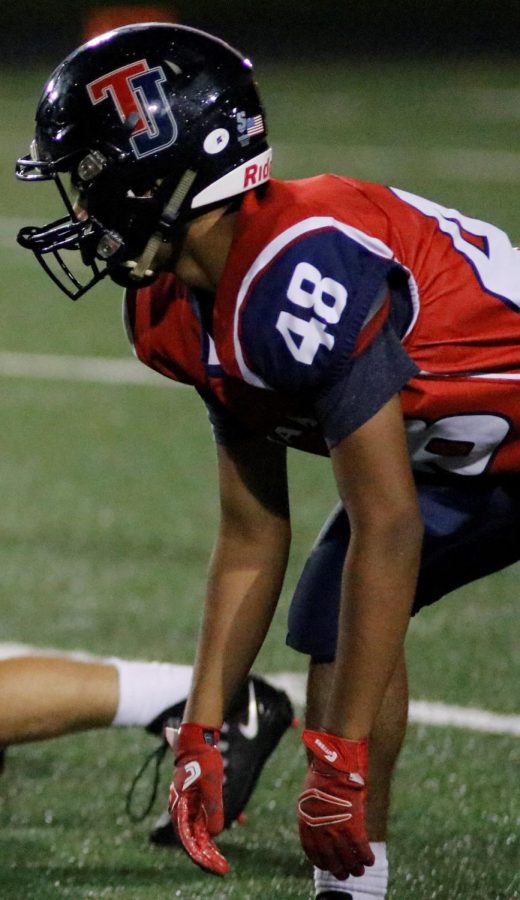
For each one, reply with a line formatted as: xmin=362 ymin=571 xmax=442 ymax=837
xmin=106 ymin=658 xmax=193 ymax=727
xmin=314 ymin=842 xmax=388 ymax=898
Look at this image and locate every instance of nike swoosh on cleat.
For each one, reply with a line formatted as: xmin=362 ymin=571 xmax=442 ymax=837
xmin=238 ymin=680 xmax=259 ymax=740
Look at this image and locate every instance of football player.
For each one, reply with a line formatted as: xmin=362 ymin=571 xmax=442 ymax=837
xmin=15 ymin=23 xmax=520 ymax=899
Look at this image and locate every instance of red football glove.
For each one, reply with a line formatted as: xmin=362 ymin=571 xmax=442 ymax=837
xmin=298 ymin=729 xmax=375 ymax=880
xmin=168 ymin=722 xmax=229 ymax=876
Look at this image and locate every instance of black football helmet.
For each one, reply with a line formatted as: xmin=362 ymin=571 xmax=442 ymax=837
xmin=16 ymin=23 xmax=271 ymax=299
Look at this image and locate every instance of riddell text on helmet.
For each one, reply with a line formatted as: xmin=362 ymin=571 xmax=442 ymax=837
xmin=243 ymin=158 xmax=272 ymax=188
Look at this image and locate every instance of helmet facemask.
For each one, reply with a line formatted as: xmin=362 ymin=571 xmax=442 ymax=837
xmin=16 ymin=144 xmax=195 ymax=299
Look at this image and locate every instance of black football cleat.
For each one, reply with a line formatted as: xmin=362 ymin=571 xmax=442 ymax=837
xmin=143 ymin=675 xmax=295 ymax=846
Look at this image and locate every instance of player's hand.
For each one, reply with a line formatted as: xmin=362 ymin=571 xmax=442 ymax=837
xmin=168 ymin=722 xmax=230 ymax=876
xmin=297 ymin=728 xmax=374 ymax=880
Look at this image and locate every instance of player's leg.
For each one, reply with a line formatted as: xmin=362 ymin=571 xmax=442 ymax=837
xmin=0 ymin=651 xmax=294 ymax=837
xmin=0 ymin=656 xmax=119 ymax=743
xmin=0 ymin=654 xmax=193 ymax=744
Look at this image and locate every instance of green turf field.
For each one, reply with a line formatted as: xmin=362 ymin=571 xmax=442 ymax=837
xmin=1 ymin=59 xmax=519 ymax=898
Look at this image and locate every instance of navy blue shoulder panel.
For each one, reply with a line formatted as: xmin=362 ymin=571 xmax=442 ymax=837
xmin=239 ymin=226 xmax=399 ymax=391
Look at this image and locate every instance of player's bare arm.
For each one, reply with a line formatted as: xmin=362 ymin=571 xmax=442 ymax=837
xmin=297 ymin=394 xmax=423 ymax=880
xmin=184 ymin=436 xmax=291 ymax=727
xmin=325 ymin=393 xmax=423 ymax=740
xmin=167 ymin=437 xmax=290 ymax=873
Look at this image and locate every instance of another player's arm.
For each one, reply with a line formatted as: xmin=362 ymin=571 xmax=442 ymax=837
xmin=325 ymin=392 xmax=423 ymax=739
xmin=183 ymin=436 xmax=291 ymax=727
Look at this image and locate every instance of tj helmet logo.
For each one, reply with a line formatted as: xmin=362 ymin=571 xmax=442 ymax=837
xmin=87 ymin=60 xmax=178 ymax=159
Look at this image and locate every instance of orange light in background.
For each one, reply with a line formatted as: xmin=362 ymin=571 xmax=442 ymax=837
xmin=84 ymin=5 xmax=178 ymax=41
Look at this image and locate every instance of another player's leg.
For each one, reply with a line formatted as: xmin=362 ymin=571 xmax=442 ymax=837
xmin=0 ymin=654 xmax=193 ymax=744
xmin=0 ymin=651 xmax=295 ymax=838
xmin=306 ymin=653 xmax=407 ymax=899
xmin=0 ymin=656 xmax=119 ymax=743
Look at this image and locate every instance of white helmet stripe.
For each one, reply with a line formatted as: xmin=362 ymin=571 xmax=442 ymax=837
xmin=190 ymin=148 xmax=272 ymax=209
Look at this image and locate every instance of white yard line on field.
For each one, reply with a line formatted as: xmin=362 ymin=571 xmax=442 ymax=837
xmin=267 ymin=673 xmax=520 ymax=737
xmin=0 ymin=643 xmax=519 ymax=737
xmin=12 ymin=349 xmax=520 ymax=390
xmin=407 ymin=699 xmax=520 ymax=737
xmin=0 ymin=350 xmax=177 ymax=387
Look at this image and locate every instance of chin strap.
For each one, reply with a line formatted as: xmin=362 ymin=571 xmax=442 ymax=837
xmin=129 ymin=168 xmax=197 ymax=281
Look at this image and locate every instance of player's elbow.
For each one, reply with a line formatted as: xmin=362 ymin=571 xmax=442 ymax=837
xmin=220 ymin=502 xmax=292 ymax=552
xmin=351 ymin=498 xmax=424 ymax=559
xmin=388 ymin=503 xmax=424 ymax=558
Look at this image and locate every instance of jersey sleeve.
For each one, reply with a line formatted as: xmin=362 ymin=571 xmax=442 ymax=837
xmin=313 ymin=318 xmax=419 ymax=447
xmin=237 ymin=225 xmax=402 ymax=392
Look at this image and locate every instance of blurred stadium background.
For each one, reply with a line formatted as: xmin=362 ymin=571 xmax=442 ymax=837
xmin=0 ymin=2 xmax=519 ymax=897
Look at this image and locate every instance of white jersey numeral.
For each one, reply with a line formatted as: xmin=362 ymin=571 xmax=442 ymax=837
xmin=407 ymin=413 xmax=510 ymax=475
xmin=276 ymin=262 xmax=348 ymax=364
xmin=276 ymin=311 xmax=334 ymax=364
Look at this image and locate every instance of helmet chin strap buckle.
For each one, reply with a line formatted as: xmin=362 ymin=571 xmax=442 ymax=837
xmin=107 ymin=259 xmax=157 ymax=290
xmin=130 ymin=168 xmax=197 ymax=280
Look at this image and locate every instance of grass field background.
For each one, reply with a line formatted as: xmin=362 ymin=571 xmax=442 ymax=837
xmin=0 ymin=57 xmax=519 ymax=898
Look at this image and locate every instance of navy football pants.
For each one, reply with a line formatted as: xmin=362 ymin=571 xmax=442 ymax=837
xmin=287 ymin=476 xmax=520 ymax=661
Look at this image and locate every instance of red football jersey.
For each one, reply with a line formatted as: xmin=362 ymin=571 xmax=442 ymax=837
xmin=126 ymin=176 xmax=520 ymax=475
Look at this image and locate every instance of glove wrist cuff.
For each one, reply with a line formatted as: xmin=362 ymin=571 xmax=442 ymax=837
xmin=302 ymin=728 xmax=368 ymax=778
xmin=177 ymin=722 xmax=221 ymax=750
